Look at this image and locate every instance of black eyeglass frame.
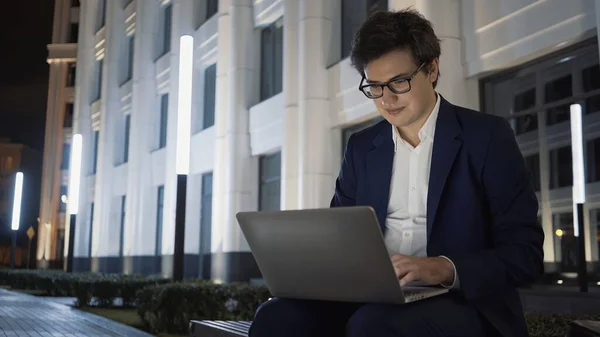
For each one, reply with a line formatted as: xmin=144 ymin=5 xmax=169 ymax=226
xmin=358 ymin=63 xmax=426 ymax=99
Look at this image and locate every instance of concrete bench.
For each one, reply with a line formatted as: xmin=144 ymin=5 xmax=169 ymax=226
xmin=189 ymin=320 xmax=251 ymax=337
xmin=568 ymin=320 xmax=600 ymax=337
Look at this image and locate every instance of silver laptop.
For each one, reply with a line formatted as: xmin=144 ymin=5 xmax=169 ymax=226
xmin=236 ymin=206 xmax=448 ymax=304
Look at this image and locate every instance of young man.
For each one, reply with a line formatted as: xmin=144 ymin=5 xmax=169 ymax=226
xmin=249 ymin=8 xmax=544 ymax=337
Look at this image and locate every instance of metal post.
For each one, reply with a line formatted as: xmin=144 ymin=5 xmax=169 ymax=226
xmin=173 ymin=174 xmax=187 ymax=281
xmin=65 ymin=214 xmax=77 ymax=273
xmin=575 ymin=203 xmax=588 ymax=292
xmin=10 ymin=230 xmax=17 ymax=269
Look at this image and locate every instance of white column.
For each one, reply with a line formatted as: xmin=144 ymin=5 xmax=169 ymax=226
xmin=296 ymin=1 xmax=337 ymax=209
xmin=281 ymin=0 xmax=300 ymax=210
xmin=388 ymin=0 xmax=479 ymax=110
xmin=127 ymin=0 xmax=159 ymax=258
xmin=72 ymin=0 xmax=95 ymax=259
xmin=211 ymin=0 xmax=258 ymax=280
xmin=94 ymin=1 xmax=124 ymax=258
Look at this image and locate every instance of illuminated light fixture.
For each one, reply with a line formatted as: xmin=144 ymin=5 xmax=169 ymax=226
xmin=173 ymin=35 xmax=194 ymax=281
xmin=11 ymin=172 xmax=23 ymax=231
xmin=557 ymin=280 xmax=563 ymax=285
xmin=570 ymin=104 xmax=587 ymax=293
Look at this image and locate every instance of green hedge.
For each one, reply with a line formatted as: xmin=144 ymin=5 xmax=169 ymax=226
xmin=0 ymin=269 xmax=169 ymax=307
xmin=136 ymin=281 xmax=271 ymax=334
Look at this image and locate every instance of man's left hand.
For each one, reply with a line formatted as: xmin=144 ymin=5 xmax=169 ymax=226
xmin=391 ymin=254 xmax=454 ymax=287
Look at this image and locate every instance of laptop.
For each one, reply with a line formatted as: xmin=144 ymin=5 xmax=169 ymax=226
xmin=236 ymin=206 xmax=448 ymax=305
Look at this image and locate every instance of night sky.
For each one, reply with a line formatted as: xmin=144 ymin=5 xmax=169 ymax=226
xmin=0 ymin=1 xmax=55 ymax=151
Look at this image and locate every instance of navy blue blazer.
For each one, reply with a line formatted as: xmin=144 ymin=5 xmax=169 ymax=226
xmin=330 ymin=96 xmax=544 ymax=337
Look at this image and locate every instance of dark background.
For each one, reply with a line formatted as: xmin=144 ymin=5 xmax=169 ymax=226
xmin=0 ymin=1 xmax=55 ymax=151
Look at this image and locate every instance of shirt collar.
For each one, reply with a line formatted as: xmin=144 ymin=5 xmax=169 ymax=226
xmin=392 ymin=92 xmax=441 ymax=152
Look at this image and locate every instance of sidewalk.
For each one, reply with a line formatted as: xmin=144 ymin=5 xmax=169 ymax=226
xmin=0 ymin=288 xmax=153 ymax=337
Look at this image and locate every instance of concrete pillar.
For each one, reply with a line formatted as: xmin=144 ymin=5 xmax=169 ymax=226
xmin=124 ymin=0 xmax=159 ymax=273
xmin=93 ymin=1 xmax=125 ymax=265
xmin=389 ymin=0 xmax=479 ymax=110
xmin=71 ymin=0 xmax=95 ymax=266
xmin=211 ymin=0 xmax=259 ymax=282
xmin=281 ymin=0 xmax=300 ymax=210
xmin=296 ymin=1 xmax=338 ymax=209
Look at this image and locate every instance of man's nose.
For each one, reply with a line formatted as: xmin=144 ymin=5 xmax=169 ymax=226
xmin=381 ymin=86 xmax=398 ymax=106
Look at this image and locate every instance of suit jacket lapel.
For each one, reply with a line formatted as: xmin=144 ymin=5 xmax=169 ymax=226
xmin=366 ymin=127 xmax=394 ymax=233
xmin=427 ymin=98 xmax=462 ymax=241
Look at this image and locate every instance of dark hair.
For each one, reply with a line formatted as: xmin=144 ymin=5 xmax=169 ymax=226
xmin=350 ymin=8 xmax=441 ymax=88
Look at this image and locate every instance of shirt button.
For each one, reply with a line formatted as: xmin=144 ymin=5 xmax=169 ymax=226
xmin=411 ymin=186 xmax=416 ymax=191
xmin=404 ymin=232 xmax=410 ymax=237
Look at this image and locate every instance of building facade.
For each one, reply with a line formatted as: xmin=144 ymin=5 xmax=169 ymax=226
xmin=65 ymin=0 xmax=600 ymax=282
xmin=37 ymin=0 xmax=80 ymax=268
xmin=0 ymin=139 xmax=42 ymax=268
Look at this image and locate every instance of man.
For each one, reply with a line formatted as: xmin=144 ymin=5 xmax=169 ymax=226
xmin=249 ymin=8 xmax=544 ymax=337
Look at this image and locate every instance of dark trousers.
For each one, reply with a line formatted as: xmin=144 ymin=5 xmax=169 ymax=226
xmin=248 ymin=294 xmax=486 ymax=337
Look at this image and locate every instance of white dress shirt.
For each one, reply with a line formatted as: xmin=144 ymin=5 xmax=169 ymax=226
xmin=383 ymin=93 xmax=459 ymax=288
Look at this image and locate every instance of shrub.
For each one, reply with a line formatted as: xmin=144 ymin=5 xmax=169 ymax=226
xmin=136 ymin=280 xmax=271 ymax=335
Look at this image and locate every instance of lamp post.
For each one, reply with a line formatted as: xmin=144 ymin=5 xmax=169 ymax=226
xmin=65 ymin=134 xmax=83 ymax=273
xmin=172 ymin=35 xmax=194 ymax=281
xmin=570 ymin=103 xmax=587 ymax=293
xmin=11 ymin=172 xmax=23 ymax=268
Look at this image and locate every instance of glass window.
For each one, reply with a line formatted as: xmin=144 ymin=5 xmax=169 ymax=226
xmin=260 ymin=19 xmax=283 ymax=101
xmin=553 ymin=212 xmax=576 ymax=272
xmin=155 ymin=186 xmax=165 ymax=256
xmin=69 ymin=23 xmax=78 ymax=43
xmin=92 ymin=130 xmax=99 ymax=174
xmin=590 ymin=208 xmax=600 ymax=263
xmin=206 ymin=0 xmax=218 ymax=19
xmin=341 ymin=0 xmax=387 ymax=59
xmin=202 ymin=64 xmax=217 ymax=130
xmin=259 ymin=152 xmax=281 ymax=211
xmin=123 ymin=34 xmax=135 ymax=83
xmin=524 ymin=154 xmax=541 ymax=191
xmin=67 ymin=63 xmax=77 ymax=87
xmin=92 ymin=59 xmax=103 ymax=102
xmin=342 ymin=116 xmax=385 ymax=154
xmin=61 ymin=143 xmax=71 ymax=170
xmin=89 ymin=203 xmax=95 ymax=257
xmin=582 ymin=64 xmax=600 ymax=115
xmin=159 ymin=94 xmax=169 ymax=149
xmin=200 ymin=172 xmax=213 ymax=278
xmin=119 ymin=195 xmax=126 ymax=256
xmin=123 ymin=114 xmax=130 ymax=163
xmin=512 ymin=88 xmax=537 ymax=134
xmin=545 ymin=75 xmax=572 ymax=125
xmin=64 ymin=104 xmax=74 ymax=128
xmin=96 ymin=0 xmax=106 ymax=32
xmin=549 ymin=145 xmax=572 ymax=189
xmin=160 ymin=4 xmax=172 ymax=57
xmin=587 ymin=137 xmax=600 ymax=183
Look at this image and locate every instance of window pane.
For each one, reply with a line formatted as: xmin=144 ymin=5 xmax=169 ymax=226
xmin=582 ymin=64 xmax=600 ymax=92
xmin=259 ymin=152 xmax=281 ymax=211
xmin=207 ymin=0 xmax=218 ymax=19
xmin=549 ymin=146 xmax=572 ymax=189
xmin=156 ymin=186 xmax=164 ymax=256
xmin=545 ymin=75 xmax=572 ymax=125
xmin=260 ymin=26 xmax=274 ymax=100
xmin=200 ymin=173 xmax=213 ymax=258
xmin=163 ymin=4 xmax=172 ymax=55
xmin=124 ymin=114 xmax=130 ymax=163
xmin=67 ymin=63 xmax=77 ymax=87
xmin=273 ymin=21 xmax=283 ymax=96
xmin=512 ymin=88 xmax=537 ymax=134
xmin=203 ymin=64 xmax=216 ymax=129
xmin=89 ymin=203 xmax=95 ymax=257
xmin=92 ymin=130 xmax=99 ymax=174
xmin=64 ymin=104 xmax=74 ymax=128
xmin=524 ymin=154 xmax=540 ymax=191
xmin=127 ymin=35 xmax=135 ymax=81
xmin=159 ymin=94 xmax=169 ymax=148
xmin=69 ymin=23 xmax=79 ymax=43
xmin=342 ymin=116 xmax=385 ymax=154
xmin=553 ymin=212 xmax=576 ymax=272
xmin=587 ymin=138 xmax=600 ymax=183
xmin=61 ymin=143 xmax=71 ymax=169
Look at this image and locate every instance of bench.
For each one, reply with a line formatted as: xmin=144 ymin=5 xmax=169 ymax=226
xmin=189 ymin=319 xmax=600 ymax=337
xmin=569 ymin=320 xmax=600 ymax=337
xmin=189 ymin=320 xmax=251 ymax=337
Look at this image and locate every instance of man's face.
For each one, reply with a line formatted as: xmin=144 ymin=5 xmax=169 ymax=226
xmin=363 ymin=49 xmax=438 ymax=130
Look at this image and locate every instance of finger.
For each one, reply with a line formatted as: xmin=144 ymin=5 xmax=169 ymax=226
xmin=393 ymin=261 xmax=416 ymax=279
xmin=400 ymin=271 xmax=418 ymax=287
xmin=391 ymin=254 xmax=407 ymax=263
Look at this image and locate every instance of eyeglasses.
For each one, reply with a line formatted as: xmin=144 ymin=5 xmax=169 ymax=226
xmin=358 ymin=63 xmax=426 ymax=99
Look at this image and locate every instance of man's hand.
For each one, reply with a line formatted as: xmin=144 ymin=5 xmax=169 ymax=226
xmin=391 ymin=254 xmax=454 ymax=287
